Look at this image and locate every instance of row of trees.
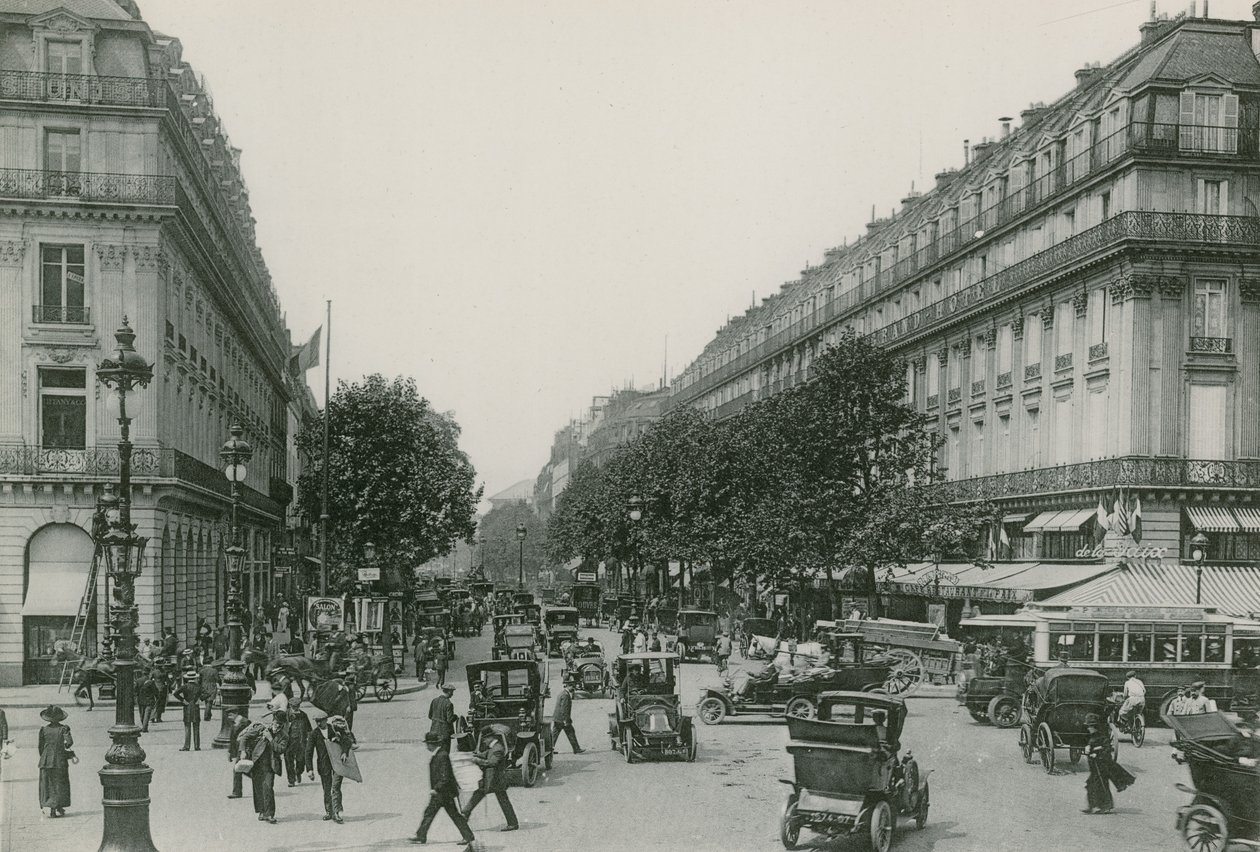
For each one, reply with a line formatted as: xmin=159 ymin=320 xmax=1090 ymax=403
xmin=544 ymin=333 xmax=995 ymax=619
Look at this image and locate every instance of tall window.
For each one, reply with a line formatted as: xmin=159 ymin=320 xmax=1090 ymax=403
xmin=39 ymin=368 xmax=86 ymax=449
xmin=1055 ymin=301 xmax=1073 ymax=355
xmin=38 ymin=245 xmax=85 ymax=323
xmin=1180 ymin=91 xmax=1238 ymax=153
xmin=44 ymin=129 xmax=81 ymax=195
xmin=1024 ymin=312 xmax=1042 ymax=367
xmin=1192 ymin=279 xmax=1227 ymax=340
xmin=998 ymin=324 xmax=1012 ymax=375
xmin=1188 ymin=384 xmax=1228 ymax=460
xmin=45 ymin=41 xmax=83 ymax=100
xmin=1089 ymin=288 xmax=1108 ymax=346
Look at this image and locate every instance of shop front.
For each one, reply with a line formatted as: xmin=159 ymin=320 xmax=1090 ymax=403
xmin=22 ymin=523 xmax=96 ymax=684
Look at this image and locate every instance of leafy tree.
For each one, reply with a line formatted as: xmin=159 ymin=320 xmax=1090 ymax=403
xmin=297 ymin=374 xmax=482 ymax=594
xmin=477 ymin=502 xmax=545 ymax=586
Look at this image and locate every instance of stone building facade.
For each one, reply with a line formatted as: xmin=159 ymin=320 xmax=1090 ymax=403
xmin=0 ymin=0 xmax=307 ymax=684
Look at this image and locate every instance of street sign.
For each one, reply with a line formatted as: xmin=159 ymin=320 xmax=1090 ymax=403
xmin=274 ymin=546 xmax=296 ymax=568
xmin=576 ymin=571 xmax=597 ymax=583
xmin=273 ymin=565 xmax=291 ymax=574
xmin=358 ymin=566 xmax=381 ymax=581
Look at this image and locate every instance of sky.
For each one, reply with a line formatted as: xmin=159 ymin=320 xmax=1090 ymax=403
xmin=138 ymin=0 xmax=1256 ymax=500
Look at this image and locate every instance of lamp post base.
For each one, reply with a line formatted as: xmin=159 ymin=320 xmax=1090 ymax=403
xmin=212 ymin=663 xmax=251 ymax=749
xmin=97 ymin=724 xmax=158 ymax=852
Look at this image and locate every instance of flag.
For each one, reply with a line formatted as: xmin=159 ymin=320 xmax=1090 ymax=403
xmin=1112 ymin=491 xmax=1129 ymax=537
xmin=291 ymin=327 xmax=321 ymax=373
xmin=1094 ymin=496 xmax=1110 ymax=545
xmin=1131 ymin=496 xmax=1143 ymax=544
xmin=999 ymin=524 xmax=1010 ymax=558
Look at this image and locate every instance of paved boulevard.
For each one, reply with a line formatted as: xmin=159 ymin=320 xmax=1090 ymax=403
xmin=1 ymin=626 xmax=1190 ymax=852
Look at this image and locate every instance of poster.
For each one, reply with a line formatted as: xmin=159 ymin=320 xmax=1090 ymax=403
xmin=306 ymin=596 xmax=345 ymax=632
xmin=354 ymin=597 xmax=385 ymax=633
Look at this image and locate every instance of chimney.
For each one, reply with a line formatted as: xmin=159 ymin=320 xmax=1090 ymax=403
xmin=971 ymin=138 xmax=995 ymax=162
xmin=1189 ymin=1 xmax=1196 ymax=16
xmin=1020 ymin=103 xmax=1047 ymax=126
xmin=1000 ymin=116 xmax=1013 ymax=139
xmin=935 ymin=168 xmax=958 ymax=189
xmin=963 ymin=139 xmax=970 ymax=166
xmin=1075 ymin=64 xmax=1102 ymax=88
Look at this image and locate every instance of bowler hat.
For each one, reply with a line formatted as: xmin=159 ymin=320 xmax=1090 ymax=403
xmin=1084 ymin=713 xmax=1102 ymax=725
xmin=1125 ymin=670 xmax=1137 ymax=678
xmin=440 ymin=683 xmax=456 ymax=693
xmin=39 ymin=705 xmax=67 ymax=723
xmin=423 ymin=730 xmax=447 ymax=745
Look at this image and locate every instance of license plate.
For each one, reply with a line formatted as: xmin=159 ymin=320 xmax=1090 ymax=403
xmin=660 ymin=746 xmax=688 ymax=756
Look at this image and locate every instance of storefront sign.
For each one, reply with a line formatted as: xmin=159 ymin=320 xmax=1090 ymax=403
xmin=1073 ymin=545 xmax=1169 ymax=560
xmin=358 ymin=566 xmax=381 ymax=581
xmin=1068 ymin=605 xmax=1204 ymax=622
xmin=273 ymin=546 xmax=296 ymax=567
xmin=576 ymin=571 xmax=597 ymax=583
xmin=879 ymin=581 xmax=1029 ymax=603
xmin=306 ymin=596 xmax=344 ymax=632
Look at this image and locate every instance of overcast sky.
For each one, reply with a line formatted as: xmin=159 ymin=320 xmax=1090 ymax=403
xmin=141 ymin=0 xmax=1251 ymax=500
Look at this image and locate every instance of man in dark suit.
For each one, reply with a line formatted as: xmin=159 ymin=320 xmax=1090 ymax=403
xmin=307 ymin=712 xmax=354 ymax=823
xmin=225 ymin=709 xmax=250 ymax=799
xmin=239 ymin=716 xmax=286 ymax=823
xmin=137 ymin=674 xmax=158 ymax=733
xmin=411 ymin=730 xmax=474 ymax=846
xmin=152 ymin=668 xmax=169 ymax=723
xmin=198 ymin=661 xmax=220 ymax=722
xmin=174 ymin=671 xmax=202 ymax=751
xmin=283 ymin=699 xmax=311 ymax=787
xmin=428 ymin=684 xmax=456 ymax=740
xmin=551 ymin=682 xmax=584 ymax=753
xmin=461 ymin=725 xmax=518 ymax=832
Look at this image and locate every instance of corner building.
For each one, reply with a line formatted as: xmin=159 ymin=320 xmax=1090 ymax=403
xmin=0 ymin=0 xmax=303 ymax=684
xmin=670 ymin=10 xmax=1260 ymax=623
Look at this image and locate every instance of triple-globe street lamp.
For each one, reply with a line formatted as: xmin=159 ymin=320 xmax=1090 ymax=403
xmin=1190 ymin=531 xmax=1210 ymax=605
xmin=94 ymin=317 xmax=158 ymax=852
xmin=515 ymin=523 xmax=527 ymax=590
xmin=212 ymin=423 xmax=253 ymax=750
xmin=627 ymin=495 xmax=642 ymax=599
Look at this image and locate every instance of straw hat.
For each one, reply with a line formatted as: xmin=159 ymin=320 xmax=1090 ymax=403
xmin=39 ymin=705 xmax=67 ymax=723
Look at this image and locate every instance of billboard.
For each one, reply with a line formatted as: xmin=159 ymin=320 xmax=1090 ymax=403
xmin=306 ymin=596 xmax=345 ymax=632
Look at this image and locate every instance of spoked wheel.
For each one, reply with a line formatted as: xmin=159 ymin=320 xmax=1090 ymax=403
xmin=881 ymin=649 xmax=925 ymax=696
xmin=356 ymin=684 xmax=368 ymax=702
xmin=374 ymin=675 xmax=397 ymax=702
xmin=1036 ymin=722 xmax=1056 ymax=774
xmin=519 ymin=742 xmax=540 ymax=787
xmin=1182 ymin=802 xmax=1228 ymax=852
xmin=780 ymin=795 xmax=801 ymax=850
xmin=868 ymin=799 xmax=893 ymax=852
xmin=785 ymin=696 xmax=817 ymax=719
xmin=1068 ymin=748 xmax=1082 ymax=765
xmin=987 ymin=695 xmax=1021 ymax=729
xmin=915 ymin=782 xmax=930 ymax=830
xmin=1131 ymin=713 xmax=1146 ymax=748
xmin=697 ymin=697 xmax=727 ymax=725
xmin=1018 ymin=724 xmax=1035 ymax=764
xmin=623 ymin=729 xmax=636 ymax=764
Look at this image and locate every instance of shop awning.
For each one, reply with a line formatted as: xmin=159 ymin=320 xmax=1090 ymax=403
xmin=1039 ymin=563 xmax=1260 ymax=618
xmin=880 ymin=561 xmax=1111 ymax=604
xmin=1232 ymin=508 xmax=1260 ymax=533
xmin=22 ymin=564 xmax=88 ymax=617
xmin=1021 ymin=511 xmax=1061 ymax=533
xmin=1043 ymin=507 xmax=1097 ymax=532
xmin=1185 ymin=506 xmax=1240 ymax=533
xmin=1001 ymin=512 xmax=1032 ymax=524
xmin=304 ymin=556 xmax=322 ymax=565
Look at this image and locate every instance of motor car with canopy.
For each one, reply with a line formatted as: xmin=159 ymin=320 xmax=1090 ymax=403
xmin=543 ymin=607 xmax=580 ymax=658
xmin=458 ymin=660 xmax=554 ymax=787
xmin=607 ymin=652 xmax=696 ymax=762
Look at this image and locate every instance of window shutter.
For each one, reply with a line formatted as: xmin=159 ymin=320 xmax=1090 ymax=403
xmin=1223 ymin=94 xmax=1239 ymax=153
xmin=1220 ymin=180 xmax=1230 ymax=216
xmin=1180 ymin=91 xmax=1195 ymax=149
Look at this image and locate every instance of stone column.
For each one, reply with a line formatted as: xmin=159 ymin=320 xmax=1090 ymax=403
xmin=0 ymin=240 xmax=28 ymax=441
xmin=1238 ymin=278 xmax=1260 ymax=458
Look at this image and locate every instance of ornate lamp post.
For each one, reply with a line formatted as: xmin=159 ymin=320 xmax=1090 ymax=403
xmin=515 ymin=523 xmax=527 ymax=590
xmin=212 ymin=423 xmax=252 ymax=750
xmin=478 ymin=535 xmax=487 ymax=573
xmin=627 ymin=495 xmax=642 ymax=600
xmin=365 ymin=541 xmax=395 ymax=666
xmin=1190 ymin=531 xmax=1209 ymax=605
xmin=94 ymin=317 xmax=157 ymax=852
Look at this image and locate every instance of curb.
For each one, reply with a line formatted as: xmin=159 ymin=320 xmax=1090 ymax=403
xmin=0 ymin=680 xmax=431 ymax=710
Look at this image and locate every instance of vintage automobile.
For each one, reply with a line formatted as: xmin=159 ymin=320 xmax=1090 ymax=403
xmin=459 ymin=660 xmax=555 ymax=787
xmin=780 ymin=691 xmax=929 ymax=852
xmin=469 ymin=581 xmax=494 ymax=599
xmin=541 ymin=587 xmax=557 ymax=605
xmin=513 ymin=591 xmax=536 ymax=608
xmin=697 ymin=635 xmax=895 ymax=724
xmin=492 ymin=613 xmax=525 ymax=648
xmin=544 ymin=607 xmax=580 ymax=658
xmin=564 ymin=638 xmax=612 ymax=698
xmin=676 ymin=610 xmax=719 ymax=663
xmin=515 ymin=602 xmax=542 ymax=630
xmin=1167 ymin=707 xmax=1260 ymax=852
xmin=571 ymin=583 xmax=602 ymax=626
xmin=601 ymin=593 xmax=620 ymax=628
xmin=494 ymin=624 xmax=539 ymax=662
xmin=608 ymin=652 xmax=697 ymax=763
xmin=955 ymin=656 xmax=1032 ymax=728
xmin=1018 ymin=667 xmax=1113 ymax=773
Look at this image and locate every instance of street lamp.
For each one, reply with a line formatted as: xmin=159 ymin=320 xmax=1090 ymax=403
xmin=478 ymin=535 xmax=487 ymax=573
xmin=212 ymin=423 xmax=252 ymax=751
xmin=1190 ymin=531 xmax=1209 ymax=605
xmin=627 ymin=495 xmax=642 ymax=600
xmin=93 ymin=317 xmax=158 ymax=852
xmin=516 ymin=523 xmax=527 ymax=590
xmin=364 ymin=541 xmax=394 ymax=667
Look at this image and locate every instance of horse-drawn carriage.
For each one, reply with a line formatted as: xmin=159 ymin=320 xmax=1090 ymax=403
xmin=1168 ymin=708 xmax=1260 ymax=852
xmin=1018 ymin=667 xmax=1112 ymax=773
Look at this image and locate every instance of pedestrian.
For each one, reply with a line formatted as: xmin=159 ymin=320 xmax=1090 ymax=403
xmin=225 ymin=709 xmax=251 ymax=799
xmin=284 ymin=699 xmax=311 ymax=787
xmin=0 ymin=706 xmax=8 ymax=779
xmin=550 ymin=682 xmax=584 ymax=754
xmin=199 ymin=659 xmax=220 ymax=722
xmin=1185 ymin=682 xmax=1212 ymax=714
xmin=343 ymin=669 xmax=358 ymax=732
xmin=138 ymin=674 xmax=158 ymax=732
xmin=238 ymin=715 xmax=286 ymax=824
xmin=1169 ymin=685 xmax=1189 ymax=716
xmin=434 ymin=643 xmax=449 ymax=688
xmin=308 ymin=713 xmax=358 ymax=823
xmin=716 ymin=631 xmax=732 ymax=674
xmin=75 ymin=662 xmax=95 ymax=711
xmin=413 ymin=630 xmax=428 ymax=684
xmin=37 ymin=705 xmax=77 ymax=818
xmin=429 ymin=683 xmax=456 ymax=741
xmin=1082 ymin=713 xmax=1134 ymax=815
xmin=410 ymin=730 xmax=475 ymax=846
xmin=175 ymin=670 xmax=202 ymax=751
xmin=461 ymin=723 xmax=519 ymax=832
xmin=152 ymin=668 xmax=169 ymax=723
xmin=632 ymin=629 xmax=647 ymax=654
xmin=139 ymin=639 xmax=154 ymax=662
xmin=620 ymin=625 xmax=633 ymax=655
xmin=212 ymin=626 xmax=229 ymax=660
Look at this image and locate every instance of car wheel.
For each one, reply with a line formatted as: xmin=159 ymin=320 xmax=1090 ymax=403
xmin=987 ymin=695 xmax=1020 ymax=729
xmin=697 ymin=697 xmax=727 ymax=725
xmin=676 ymin=642 xmax=687 ymax=662
xmin=785 ymin=697 xmax=817 ymax=719
xmin=623 ymin=729 xmax=636 ymax=764
xmin=1182 ymin=803 xmax=1228 ymax=852
xmin=1132 ymin=713 xmax=1146 ymax=748
xmin=780 ymin=795 xmax=801 ymax=850
xmin=687 ymin=732 xmax=698 ymax=763
xmin=868 ymin=799 xmax=893 ymax=852
xmin=544 ymin=741 xmax=554 ymax=770
xmin=519 ymin=742 xmax=539 ymax=787
xmin=914 ymin=782 xmax=929 ymax=830
xmin=1036 ymin=722 xmax=1055 ymax=774
xmin=1019 ymin=724 xmax=1034 ymax=764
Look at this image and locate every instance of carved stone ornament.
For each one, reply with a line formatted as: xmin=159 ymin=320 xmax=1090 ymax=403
xmin=1073 ymin=289 xmax=1089 ymax=318
xmin=982 ymin=326 xmax=997 ymax=350
xmin=40 ymin=347 xmax=85 ymax=364
xmin=1129 ymin=274 xmax=1157 ymax=300
xmin=133 ymin=245 xmax=162 ymax=272
xmin=0 ymin=240 xmax=26 ymax=267
xmin=39 ymin=12 xmax=88 ymax=33
xmin=21 ymin=369 xmax=27 ymax=398
xmin=1156 ymin=276 xmax=1184 ymax=300
xmin=913 ymin=356 xmax=927 ymax=374
xmin=1111 ymin=280 xmax=1132 ymax=304
xmin=1241 ymin=278 xmax=1260 ymax=305
xmin=1040 ymin=306 xmax=1055 ymax=329
xmin=937 ymin=346 xmax=949 ymax=366
xmin=95 ymin=244 xmax=125 ymax=272
xmin=958 ymin=337 xmax=972 ymax=358
xmin=1011 ymin=312 xmax=1025 ymax=340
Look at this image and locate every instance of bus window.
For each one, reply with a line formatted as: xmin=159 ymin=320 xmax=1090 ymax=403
xmin=1097 ymin=625 xmax=1124 ymax=662
xmin=1204 ymin=626 xmax=1226 ymax=663
xmin=1052 ymin=627 xmax=1095 ymax=662
xmin=1234 ymin=638 xmax=1260 ymax=669
xmin=1126 ymin=625 xmax=1152 ymax=663
xmin=1180 ymin=625 xmax=1203 ymax=663
xmin=1155 ymin=624 xmax=1179 ymax=663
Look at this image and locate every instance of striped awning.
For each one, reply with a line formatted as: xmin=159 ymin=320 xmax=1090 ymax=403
xmin=1001 ymin=512 xmax=1032 ymax=524
xmin=1233 ymin=508 xmax=1260 ymax=533
xmin=1022 ymin=511 xmax=1062 ymax=533
xmin=1044 ymin=507 xmax=1096 ymax=533
xmin=1185 ymin=506 xmax=1241 ymax=533
xmin=1039 ymin=563 xmax=1260 ymax=618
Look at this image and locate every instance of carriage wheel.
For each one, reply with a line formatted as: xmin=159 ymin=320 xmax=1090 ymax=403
xmin=1131 ymin=713 xmax=1146 ymax=748
xmin=697 ymin=697 xmax=727 ymax=725
xmin=374 ymin=675 xmax=397 ymax=702
xmin=1036 ymin=722 xmax=1056 ymax=774
xmin=623 ymin=729 xmax=636 ymax=764
xmin=785 ymin=697 xmax=817 ymax=720
xmin=987 ymin=695 xmax=1021 ymax=729
xmin=519 ymin=742 xmax=540 ymax=787
xmin=780 ymin=795 xmax=801 ymax=850
xmin=914 ymin=782 xmax=930 ymax=830
xmin=868 ymin=799 xmax=893 ymax=852
xmin=687 ymin=730 xmax=698 ymax=763
xmin=1182 ymin=803 xmax=1228 ymax=852
xmin=355 ymin=684 xmax=368 ymax=702
xmin=1068 ymin=748 xmax=1082 ymax=765
xmin=1019 ymin=724 xmax=1035 ymax=764
xmin=882 ymin=649 xmax=925 ymax=695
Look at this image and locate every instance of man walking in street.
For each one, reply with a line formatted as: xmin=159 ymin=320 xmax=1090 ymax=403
xmin=715 ymin=631 xmax=732 ymax=674
xmin=413 ymin=631 xmax=428 ymax=684
xmin=174 ymin=670 xmax=202 ymax=751
xmin=225 ymin=709 xmax=250 ymax=799
xmin=411 ymin=730 xmax=475 ymax=846
xmin=551 ymin=682 xmax=584 ymax=754
xmin=461 ymin=724 xmax=518 ymax=832
xmin=434 ymin=643 xmax=449 ymax=688
xmin=284 ymin=699 xmax=311 ymax=787
xmin=428 ymin=683 xmax=456 ymax=741
xmin=239 ymin=716 xmax=285 ymax=824
xmin=138 ymin=674 xmax=158 ymax=732
xmin=152 ymin=667 xmax=169 ymax=723
xmin=199 ymin=659 xmax=220 ymax=722
xmin=308 ymin=712 xmax=355 ymax=823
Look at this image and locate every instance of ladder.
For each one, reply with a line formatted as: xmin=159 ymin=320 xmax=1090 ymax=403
xmin=57 ymin=544 xmax=104 ymax=693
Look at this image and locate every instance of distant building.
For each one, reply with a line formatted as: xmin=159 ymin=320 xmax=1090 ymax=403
xmin=487 ymin=479 xmax=534 ymax=510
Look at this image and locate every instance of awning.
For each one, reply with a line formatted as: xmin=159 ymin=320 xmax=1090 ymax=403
xmin=22 ymin=563 xmax=88 ymax=617
xmin=1044 ymin=507 xmax=1097 ymax=532
xmin=1022 ymin=511 xmax=1063 ymax=533
xmin=1232 ymin=508 xmax=1260 ymax=533
xmin=1039 ymin=563 xmax=1260 ymax=617
xmin=304 ymin=556 xmax=322 ymax=565
xmin=1185 ymin=506 xmax=1240 ymax=533
xmin=1001 ymin=512 xmax=1032 ymax=524
xmin=880 ymin=561 xmax=1111 ymax=604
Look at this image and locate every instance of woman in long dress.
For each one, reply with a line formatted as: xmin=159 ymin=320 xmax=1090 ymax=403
xmin=37 ymin=705 xmax=77 ymax=817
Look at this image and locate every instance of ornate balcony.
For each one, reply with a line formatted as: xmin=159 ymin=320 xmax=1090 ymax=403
xmin=996 ymin=371 xmax=1013 ymax=390
xmin=926 ymin=393 xmax=940 ymax=409
xmin=1055 ymin=353 xmax=1073 ymax=372
xmin=1190 ymin=336 xmax=1232 ymax=354
xmin=1025 ymin=363 xmax=1042 ymax=381
xmin=0 ymin=70 xmax=162 ymax=108
xmin=971 ymin=380 xmax=985 ymax=397
xmin=0 ymin=168 xmax=175 ymax=205
xmin=1089 ymin=342 xmax=1109 ymax=361
xmin=947 ymin=387 xmax=962 ymax=405
xmin=935 ymin=456 xmax=1260 ymax=504
xmin=32 ymin=305 xmax=90 ymax=324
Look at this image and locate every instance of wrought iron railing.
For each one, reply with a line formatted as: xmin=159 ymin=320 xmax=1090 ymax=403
xmin=996 ymin=371 xmax=1012 ymax=390
xmin=0 ymin=168 xmax=175 ymax=204
xmin=947 ymin=387 xmax=962 ymax=405
xmin=0 ymin=70 xmax=163 ymax=108
xmin=926 ymin=393 xmax=940 ymax=408
xmin=1128 ymin=122 xmax=1257 ymax=158
xmin=1089 ymin=342 xmax=1108 ymax=361
xmin=936 ymin=457 xmax=1260 ymax=503
xmin=1055 ymin=353 xmax=1073 ymax=372
xmin=971 ymin=380 xmax=985 ymax=396
xmin=0 ymin=445 xmax=168 ymax=477
xmin=1190 ymin=336 xmax=1232 ymax=354
xmin=712 ymin=391 xmax=757 ymax=421
xmin=1025 ymin=363 xmax=1042 ymax=381
xmin=31 ymin=305 xmax=89 ymax=324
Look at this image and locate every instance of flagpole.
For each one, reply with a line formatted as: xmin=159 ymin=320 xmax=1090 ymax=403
xmin=320 ymin=299 xmax=331 ymax=595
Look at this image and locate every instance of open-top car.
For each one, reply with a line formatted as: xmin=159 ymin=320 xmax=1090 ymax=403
xmin=608 ymin=652 xmax=697 ymax=763
xmin=459 ymin=660 xmax=555 ymax=787
xmin=1167 ymin=708 xmax=1260 ymax=852
xmin=544 ymin=607 xmax=580 ymax=658
xmin=564 ymin=638 xmax=611 ymax=698
xmin=780 ymin=691 xmax=929 ymax=852
xmin=676 ymin=610 xmax=719 ymax=663
xmin=697 ymin=634 xmax=895 ymax=724
xmin=1018 ymin=667 xmax=1112 ymax=773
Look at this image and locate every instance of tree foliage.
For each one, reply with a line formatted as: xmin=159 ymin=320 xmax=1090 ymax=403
xmin=477 ymin=502 xmax=546 ymax=586
xmin=297 ymin=374 xmax=482 ymax=593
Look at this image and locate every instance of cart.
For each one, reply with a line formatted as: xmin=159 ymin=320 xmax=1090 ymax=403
xmin=1167 ymin=709 xmax=1260 ymax=852
xmin=840 ymin=618 xmax=961 ymax=695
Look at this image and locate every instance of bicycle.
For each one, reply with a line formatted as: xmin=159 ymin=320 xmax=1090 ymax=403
xmin=1105 ymin=694 xmax=1146 ymax=748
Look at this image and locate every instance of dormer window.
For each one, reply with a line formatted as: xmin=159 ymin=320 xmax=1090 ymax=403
xmin=1180 ymin=91 xmax=1238 ymax=154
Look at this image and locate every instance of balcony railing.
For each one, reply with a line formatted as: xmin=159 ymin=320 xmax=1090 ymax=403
xmin=1055 ymin=353 xmax=1073 ymax=372
xmin=996 ymin=371 xmax=1013 ymax=390
xmin=937 ymin=457 xmax=1260 ymax=503
xmin=947 ymin=388 xmax=962 ymax=405
xmin=1089 ymin=342 xmax=1108 ymax=361
xmin=0 ymin=168 xmax=175 ymax=205
xmin=971 ymin=380 xmax=985 ymax=397
xmin=926 ymin=393 xmax=940 ymax=408
xmin=712 ymin=391 xmax=757 ymax=421
xmin=32 ymin=305 xmax=89 ymax=324
xmin=1025 ymin=363 xmax=1042 ymax=381
xmin=1190 ymin=336 xmax=1232 ymax=354
xmin=0 ymin=70 xmax=163 ymax=108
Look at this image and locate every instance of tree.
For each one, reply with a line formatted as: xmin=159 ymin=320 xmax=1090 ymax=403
xmin=478 ymin=502 xmax=545 ymax=586
xmin=297 ymin=374 xmax=482 ymax=594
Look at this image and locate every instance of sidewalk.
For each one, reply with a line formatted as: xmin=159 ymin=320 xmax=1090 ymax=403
xmin=0 ymin=678 xmax=429 ymax=710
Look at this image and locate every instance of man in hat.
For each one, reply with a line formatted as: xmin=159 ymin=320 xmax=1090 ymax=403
xmin=411 ymin=730 xmax=474 ymax=846
xmin=225 ymin=709 xmax=250 ymax=799
xmin=412 ymin=629 xmax=429 ymax=685
xmin=239 ymin=714 xmax=286 ymax=823
xmin=428 ymin=683 xmax=456 ymax=741
xmin=715 ymin=631 xmax=732 ymax=674
xmin=174 ymin=670 xmax=202 ymax=751
xmin=461 ymin=723 xmax=518 ymax=832
xmin=1169 ymin=685 xmax=1190 ymax=716
xmin=307 ymin=711 xmax=355 ymax=823
xmin=1118 ymin=669 xmax=1145 ymax=729
xmin=551 ymin=681 xmax=584 ymax=754
xmin=199 ymin=659 xmax=220 ymax=722
xmin=137 ymin=673 xmax=158 ymax=733
xmin=434 ymin=642 xmax=449 ymax=688
xmin=152 ymin=666 xmax=169 ymax=724
xmin=1185 ymin=682 xmax=1212 ymax=714
xmin=284 ymin=699 xmax=311 ymax=787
